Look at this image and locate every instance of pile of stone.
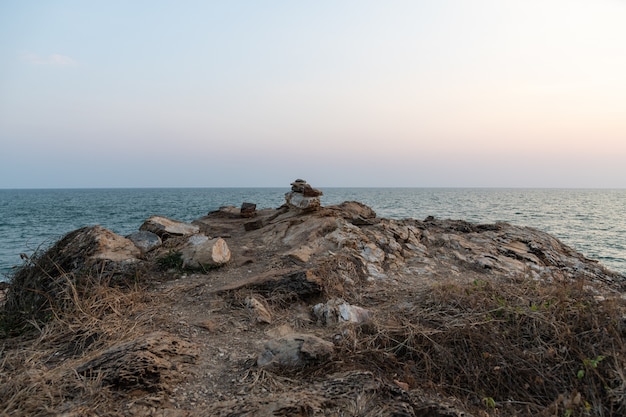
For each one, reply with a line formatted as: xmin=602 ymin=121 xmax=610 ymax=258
xmin=284 ymin=179 xmax=323 ymax=211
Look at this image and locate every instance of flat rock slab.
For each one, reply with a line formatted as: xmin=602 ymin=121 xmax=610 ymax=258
xmin=214 ymin=268 xmax=322 ymax=299
xmin=140 ymin=216 xmax=199 ymax=238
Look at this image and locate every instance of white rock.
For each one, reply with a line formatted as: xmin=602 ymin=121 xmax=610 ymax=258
xmin=284 ymin=192 xmax=321 ymax=211
xmin=313 ymin=298 xmax=372 ymax=325
xmin=180 ymin=235 xmax=231 ymax=269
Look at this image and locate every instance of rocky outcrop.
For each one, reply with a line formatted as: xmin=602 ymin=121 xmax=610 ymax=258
xmin=12 ymin=225 xmax=141 ymax=273
xmin=3 ymin=225 xmax=141 ymax=324
xmin=3 ymin=182 xmax=625 ymax=417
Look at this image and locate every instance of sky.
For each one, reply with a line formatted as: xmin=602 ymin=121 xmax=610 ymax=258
xmin=1 ymin=0 xmax=625 ymax=188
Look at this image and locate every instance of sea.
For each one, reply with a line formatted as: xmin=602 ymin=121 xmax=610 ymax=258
xmin=1 ymin=188 xmax=624 ymax=281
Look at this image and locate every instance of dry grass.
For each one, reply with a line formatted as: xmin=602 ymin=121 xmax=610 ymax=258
xmin=2 ymin=227 xmax=146 ymax=333
xmin=334 ymin=276 xmax=626 ymax=416
xmin=0 ymin=275 xmax=154 ymax=416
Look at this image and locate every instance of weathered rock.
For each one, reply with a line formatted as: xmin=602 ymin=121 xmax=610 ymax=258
xmin=34 ymin=225 xmax=140 ymax=267
xmin=328 ymin=201 xmax=377 ymax=223
xmin=139 ymin=215 xmax=199 ymax=239
xmin=240 ymin=202 xmax=257 ymax=218
xmin=214 ymin=269 xmax=323 ymax=300
xmin=206 ymin=206 xmax=240 ymax=218
xmin=290 ymin=179 xmax=323 ymax=197
xmin=286 ymin=245 xmax=316 ymax=263
xmin=285 ymin=191 xmax=322 ymax=211
xmin=86 ymin=226 xmax=142 ymax=263
xmin=244 ymin=296 xmax=272 ymax=324
xmin=126 ymin=230 xmax=162 ymax=253
xmin=4 ymin=226 xmax=141 ymax=324
xmin=243 ymin=218 xmax=265 ymax=231
xmin=179 ymin=235 xmax=231 ymax=269
xmin=257 ymin=333 xmax=333 ymax=368
xmin=313 ymin=298 xmax=372 ymax=325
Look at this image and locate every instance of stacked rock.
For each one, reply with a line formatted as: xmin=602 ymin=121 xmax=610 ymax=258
xmin=284 ymin=179 xmax=323 ymax=211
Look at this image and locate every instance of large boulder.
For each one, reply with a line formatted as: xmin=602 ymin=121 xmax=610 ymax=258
xmin=28 ymin=225 xmax=140 ymax=269
xmin=4 ymin=226 xmax=141 ymax=325
xmin=139 ymin=216 xmax=199 ymax=239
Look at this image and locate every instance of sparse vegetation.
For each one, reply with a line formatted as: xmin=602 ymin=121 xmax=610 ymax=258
xmin=156 ymin=251 xmax=184 ymax=271
xmin=331 ymin=276 xmax=626 ymax=416
xmin=1 ymin=275 xmax=155 ymax=416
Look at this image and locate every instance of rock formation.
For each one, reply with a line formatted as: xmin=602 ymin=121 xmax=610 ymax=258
xmin=284 ymin=178 xmax=323 ymax=211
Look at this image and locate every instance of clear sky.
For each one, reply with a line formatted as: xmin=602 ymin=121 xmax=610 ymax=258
xmin=1 ymin=0 xmax=625 ymax=188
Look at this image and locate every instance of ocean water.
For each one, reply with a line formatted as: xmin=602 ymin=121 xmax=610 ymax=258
xmin=0 ymin=188 xmax=624 ymax=280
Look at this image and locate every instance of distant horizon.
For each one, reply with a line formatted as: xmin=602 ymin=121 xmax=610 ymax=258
xmin=2 ymin=185 xmax=625 ymax=191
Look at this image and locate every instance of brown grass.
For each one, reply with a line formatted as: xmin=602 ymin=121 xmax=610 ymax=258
xmin=2 ymin=227 xmax=146 ymax=333
xmin=333 ymin=276 xmax=626 ymax=416
xmin=0 ymin=275 xmax=154 ymax=416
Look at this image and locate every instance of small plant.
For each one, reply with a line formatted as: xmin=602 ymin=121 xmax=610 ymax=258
xmin=584 ymin=355 xmax=606 ymax=368
xmin=577 ymin=355 xmax=606 ymax=379
xmin=157 ymin=252 xmax=184 ymax=271
xmin=482 ymin=396 xmax=496 ymax=409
